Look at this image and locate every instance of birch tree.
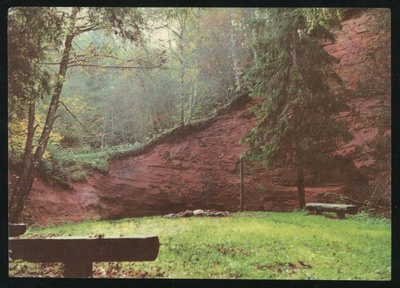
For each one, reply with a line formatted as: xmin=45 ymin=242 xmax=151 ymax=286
xmin=8 ymin=7 xmax=162 ymax=222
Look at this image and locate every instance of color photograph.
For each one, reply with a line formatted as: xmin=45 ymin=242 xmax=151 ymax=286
xmin=8 ymin=7 xmax=391 ymax=280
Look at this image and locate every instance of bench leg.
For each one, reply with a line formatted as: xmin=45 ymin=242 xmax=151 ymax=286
xmin=337 ymin=211 xmax=345 ymax=219
xmin=64 ymin=261 xmax=93 ymax=278
xmin=315 ymin=210 xmax=322 ymax=215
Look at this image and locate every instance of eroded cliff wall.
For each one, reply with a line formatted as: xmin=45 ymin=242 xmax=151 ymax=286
xmin=20 ymin=10 xmax=390 ymax=225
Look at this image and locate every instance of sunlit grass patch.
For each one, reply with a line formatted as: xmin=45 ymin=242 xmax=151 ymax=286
xmin=10 ymin=211 xmax=390 ymax=279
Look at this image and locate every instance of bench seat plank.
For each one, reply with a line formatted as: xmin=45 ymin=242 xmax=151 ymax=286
xmin=305 ymin=203 xmax=359 ymax=218
xmin=9 ymin=236 xmax=159 ymax=263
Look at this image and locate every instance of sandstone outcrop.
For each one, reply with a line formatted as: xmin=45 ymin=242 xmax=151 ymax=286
xmin=15 ymin=10 xmax=390 ymax=225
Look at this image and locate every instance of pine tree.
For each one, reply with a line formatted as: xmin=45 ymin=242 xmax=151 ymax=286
xmin=242 ymin=8 xmax=353 ymax=209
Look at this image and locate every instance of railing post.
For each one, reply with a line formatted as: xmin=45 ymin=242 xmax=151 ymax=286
xmin=64 ymin=260 xmax=93 ymax=278
xmin=240 ymin=157 xmax=244 ymax=212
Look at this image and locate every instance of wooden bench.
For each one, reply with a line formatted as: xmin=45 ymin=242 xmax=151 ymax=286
xmin=305 ymin=203 xmax=359 ymax=219
xmin=9 ymin=223 xmax=159 ymax=278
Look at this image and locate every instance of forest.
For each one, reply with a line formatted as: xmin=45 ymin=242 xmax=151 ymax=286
xmin=8 ymin=7 xmax=390 ymax=223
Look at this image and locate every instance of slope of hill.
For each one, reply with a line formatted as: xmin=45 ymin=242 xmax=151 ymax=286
xmin=13 ymin=10 xmax=390 ymax=225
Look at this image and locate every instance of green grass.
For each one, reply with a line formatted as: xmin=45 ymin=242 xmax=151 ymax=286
xmin=9 ymin=211 xmax=391 ymax=279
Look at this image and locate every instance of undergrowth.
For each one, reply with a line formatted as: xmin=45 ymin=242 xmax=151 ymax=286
xmin=36 ymin=93 xmax=250 ymax=187
xmin=38 ymin=142 xmax=142 ymax=186
xmin=9 ymin=211 xmax=391 ymax=280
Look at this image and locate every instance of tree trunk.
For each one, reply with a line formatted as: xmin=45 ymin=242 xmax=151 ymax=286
xmin=187 ymin=84 xmax=193 ymax=124
xmin=249 ymin=8 xmax=258 ymax=63
xmin=292 ymin=30 xmax=298 ymax=66
xmin=8 ymin=7 xmax=79 ymax=223
xmin=24 ymin=102 xmax=36 ymax=166
xmin=228 ymin=8 xmax=241 ymax=92
xmin=111 ymin=108 xmax=114 ymax=139
xmin=291 ymin=27 xmax=305 ymax=210
xmin=179 ymin=37 xmax=185 ymax=127
xmin=101 ymin=115 xmax=107 ymax=147
xmin=8 ymin=102 xmax=36 ymax=222
xmin=294 ymin=117 xmax=306 ymax=209
xmin=187 ymin=59 xmax=198 ymax=124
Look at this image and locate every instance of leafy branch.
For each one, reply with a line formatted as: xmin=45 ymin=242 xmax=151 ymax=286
xmin=58 ymin=101 xmax=97 ymax=136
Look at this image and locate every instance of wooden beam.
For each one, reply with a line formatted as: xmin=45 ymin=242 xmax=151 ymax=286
xmin=9 ymin=223 xmax=27 ymax=237
xmin=9 ymin=236 xmax=159 ymax=263
xmin=239 ymin=157 xmax=244 ymax=212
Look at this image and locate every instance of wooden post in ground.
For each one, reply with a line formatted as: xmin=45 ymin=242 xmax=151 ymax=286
xmin=240 ymin=157 xmax=244 ymax=212
xmin=64 ymin=261 xmax=93 ymax=278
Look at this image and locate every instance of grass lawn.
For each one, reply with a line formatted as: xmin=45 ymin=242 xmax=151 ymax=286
xmin=9 ymin=211 xmax=391 ymax=280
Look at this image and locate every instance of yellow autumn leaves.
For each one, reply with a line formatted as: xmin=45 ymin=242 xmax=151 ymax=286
xmin=9 ymin=111 xmax=63 ymax=164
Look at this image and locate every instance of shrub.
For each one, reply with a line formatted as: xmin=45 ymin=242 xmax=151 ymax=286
xmin=92 ymin=159 xmax=109 ymax=173
xmin=70 ymin=170 xmax=87 ymax=183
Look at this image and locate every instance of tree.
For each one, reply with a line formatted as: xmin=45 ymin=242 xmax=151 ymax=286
xmin=227 ymin=8 xmax=243 ymax=92
xmin=8 ymin=8 xmax=62 ymax=169
xmin=162 ymin=8 xmax=196 ymax=127
xmin=189 ymin=9 xmax=249 ymax=111
xmin=242 ymin=8 xmax=352 ymax=209
xmin=8 ymin=7 xmax=78 ymax=222
xmin=8 ymin=7 xmax=162 ymax=222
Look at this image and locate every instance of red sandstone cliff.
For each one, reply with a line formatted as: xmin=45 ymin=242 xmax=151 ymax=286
xmin=19 ymin=10 xmax=390 ymax=225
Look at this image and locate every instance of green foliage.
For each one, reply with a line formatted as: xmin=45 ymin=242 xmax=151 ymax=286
xmin=242 ymin=8 xmax=352 ymax=173
xmin=10 ymin=212 xmax=390 ymax=279
xmin=8 ymin=7 xmax=63 ymax=121
xmin=297 ymin=8 xmax=343 ymax=35
xmin=70 ymin=170 xmax=87 ymax=183
xmin=37 ymin=142 xmax=147 ymax=186
xmin=39 ymin=145 xmax=74 ymax=188
xmin=10 ymin=8 xmax=253 ymax=168
xmin=350 ymin=211 xmax=390 ymax=226
xmin=76 ymin=154 xmax=110 ymax=174
xmin=55 ymin=8 xmax=252 ymax=147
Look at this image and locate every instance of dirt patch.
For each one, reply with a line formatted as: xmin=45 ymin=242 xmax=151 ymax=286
xmin=255 ymin=261 xmax=313 ymax=274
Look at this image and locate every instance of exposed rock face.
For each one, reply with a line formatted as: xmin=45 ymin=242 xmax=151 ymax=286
xmin=20 ymin=11 xmax=390 ymax=225
xmin=25 ymin=97 xmax=345 ymax=225
xmin=324 ymin=10 xmax=391 ymax=213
